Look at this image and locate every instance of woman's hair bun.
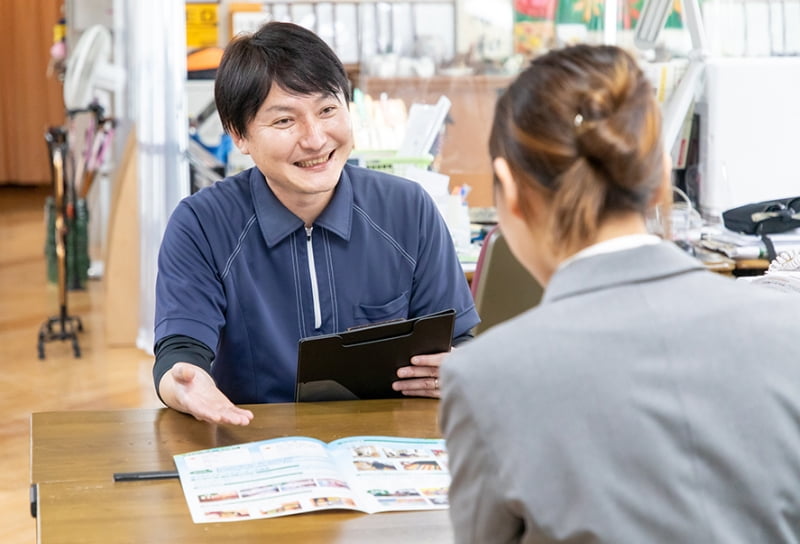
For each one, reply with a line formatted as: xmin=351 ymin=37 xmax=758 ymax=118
xmin=573 ymin=76 xmax=657 ymax=199
xmin=488 ymin=44 xmax=665 ymax=249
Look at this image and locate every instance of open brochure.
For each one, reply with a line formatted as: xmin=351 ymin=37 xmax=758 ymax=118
xmin=173 ymin=436 xmax=450 ymax=523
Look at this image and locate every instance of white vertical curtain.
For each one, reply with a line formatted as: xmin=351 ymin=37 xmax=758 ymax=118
xmin=119 ymin=0 xmax=190 ymax=354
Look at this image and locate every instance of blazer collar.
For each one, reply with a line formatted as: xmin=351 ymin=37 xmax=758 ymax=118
xmin=542 ymin=242 xmax=706 ymax=304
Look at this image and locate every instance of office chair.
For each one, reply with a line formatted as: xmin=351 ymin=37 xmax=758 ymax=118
xmin=470 ymin=227 xmax=543 ymax=336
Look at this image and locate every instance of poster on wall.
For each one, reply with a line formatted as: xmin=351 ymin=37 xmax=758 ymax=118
xmin=186 ymin=2 xmax=220 ymax=49
xmin=513 ymin=0 xmax=557 ymax=54
xmin=514 ymin=0 xmax=683 ymax=53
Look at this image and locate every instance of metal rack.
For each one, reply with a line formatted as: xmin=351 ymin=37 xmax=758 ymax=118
xmin=38 ymin=127 xmax=84 ymax=359
xmin=230 ymin=1 xmax=457 ymax=66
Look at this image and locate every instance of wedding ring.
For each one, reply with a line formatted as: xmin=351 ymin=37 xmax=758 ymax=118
xmin=434 ymin=378 xmax=439 ymax=389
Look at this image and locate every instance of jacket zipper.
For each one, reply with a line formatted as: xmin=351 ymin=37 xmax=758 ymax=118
xmin=306 ymin=227 xmax=322 ymax=329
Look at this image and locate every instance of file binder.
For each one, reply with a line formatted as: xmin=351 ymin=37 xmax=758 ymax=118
xmin=295 ymin=309 xmax=456 ymax=402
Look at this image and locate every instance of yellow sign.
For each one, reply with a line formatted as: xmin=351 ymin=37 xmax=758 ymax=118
xmin=186 ymin=3 xmax=219 ymax=49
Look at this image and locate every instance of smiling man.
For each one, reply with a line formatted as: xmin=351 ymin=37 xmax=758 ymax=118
xmin=152 ymin=22 xmax=479 ymax=425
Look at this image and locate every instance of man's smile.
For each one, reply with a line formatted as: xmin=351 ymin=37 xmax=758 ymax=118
xmin=295 ymin=150 xmax=335 ymax=168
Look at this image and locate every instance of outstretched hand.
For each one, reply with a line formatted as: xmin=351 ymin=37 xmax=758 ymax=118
xmin=160 ymin=362 xmax=254 ymax=426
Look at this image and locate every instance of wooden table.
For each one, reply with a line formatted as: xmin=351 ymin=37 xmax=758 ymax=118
xmin=30 ymin=399 xmax=451 ymax=543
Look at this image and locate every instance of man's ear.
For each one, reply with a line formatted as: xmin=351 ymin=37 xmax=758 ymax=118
xmin=493 ymin=157 xmax=522 ymax=219
xmin=231 ymin=133 xmax=251 ymax=156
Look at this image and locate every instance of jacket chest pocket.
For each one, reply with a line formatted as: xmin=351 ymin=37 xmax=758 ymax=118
xmin=353 ymin=291 xmax=409 ymax=324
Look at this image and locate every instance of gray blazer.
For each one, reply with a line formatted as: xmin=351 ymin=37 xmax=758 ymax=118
xmin=441 ymin=241 xmax=800 ymax=544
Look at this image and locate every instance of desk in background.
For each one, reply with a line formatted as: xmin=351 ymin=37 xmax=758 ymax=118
xmin=690 ymin=243 xmax=770 ymax=276
xmin=30 ymin=399 xmax=450 ymax=544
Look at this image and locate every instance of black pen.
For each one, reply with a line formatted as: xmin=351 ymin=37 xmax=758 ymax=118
xmin=113 ymin=470 xmax=180 ymax=482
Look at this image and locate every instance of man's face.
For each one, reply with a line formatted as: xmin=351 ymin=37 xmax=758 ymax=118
xmin=234 ymin=85 xmax=353 ymax=208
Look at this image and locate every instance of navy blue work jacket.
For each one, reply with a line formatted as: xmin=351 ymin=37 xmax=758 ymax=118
xmin=155 ymin=164 xmax=479 ymax=403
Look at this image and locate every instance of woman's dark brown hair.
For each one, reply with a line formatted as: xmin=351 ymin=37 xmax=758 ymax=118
xmin=489 ymin=44 xmax=664 ymax=251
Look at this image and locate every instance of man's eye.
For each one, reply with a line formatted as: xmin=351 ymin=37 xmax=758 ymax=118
xmin=272 ymin=118 xmax=292 ymax=127
xmin=321 ymin=106 xmax=337 ymax=116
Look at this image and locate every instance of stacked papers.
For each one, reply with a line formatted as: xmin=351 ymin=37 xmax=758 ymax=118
xmin=699 ymin=228 xmax=800 ymax=259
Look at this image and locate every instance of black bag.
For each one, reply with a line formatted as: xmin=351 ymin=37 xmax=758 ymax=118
xmin=722 ymin=196 xmax=800 ymax=260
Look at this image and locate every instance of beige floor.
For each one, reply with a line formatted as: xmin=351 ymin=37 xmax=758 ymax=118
xmin=0 ymin=185 xmax=162 ymax=543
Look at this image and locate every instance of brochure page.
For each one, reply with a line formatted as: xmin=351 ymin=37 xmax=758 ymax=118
xmin=173 ymin=435 xmax=450 ymax=523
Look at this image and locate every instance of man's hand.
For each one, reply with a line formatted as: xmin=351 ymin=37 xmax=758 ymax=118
xmin=392 ymin=351 xmax=451 ymax=399
xmin=158 ymin=362 xmax=254 ymax=425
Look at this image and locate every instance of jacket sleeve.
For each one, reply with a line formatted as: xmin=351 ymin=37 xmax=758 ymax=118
xmin=409 ymin=187 xmax=480 ymax=338
xmin=440 ymin=361 xmax=522 ymax=544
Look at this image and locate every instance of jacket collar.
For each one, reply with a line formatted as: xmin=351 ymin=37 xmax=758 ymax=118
xmin=542 ymin=242 xmax=706 ymax=304
xmin=250 ymin=166 xmax=354 ymax=248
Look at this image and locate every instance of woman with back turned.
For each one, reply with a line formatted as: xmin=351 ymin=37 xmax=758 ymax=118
xmin=440 ymin=44 xmax=800 ymax=544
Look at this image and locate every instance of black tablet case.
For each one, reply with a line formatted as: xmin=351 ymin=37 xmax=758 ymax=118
xmin=295 ymin=309 xmax=456 ymax=402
